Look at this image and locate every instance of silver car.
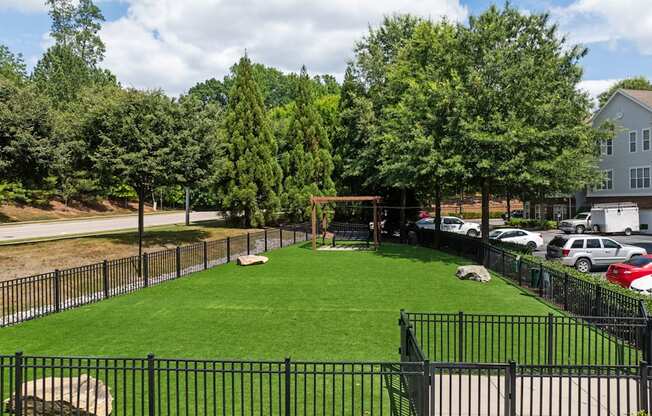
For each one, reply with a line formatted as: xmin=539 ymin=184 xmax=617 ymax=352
xmin=546 ymin=235 xmax=646 ymax=273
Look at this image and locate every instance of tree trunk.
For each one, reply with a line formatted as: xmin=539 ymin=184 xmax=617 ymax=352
xmin=434 ymin=183 xmax=442 ymax=249
xmin=185 ymin=187 xmax=191 ymax=226
xmin=481 ymin=180 xmax=490 ymax=243
xmin=400 ymin=187 xmax=407 ymax=243
xmin=506 ymin=194 xmax=511 ymax=221
xmin=138 ymin=189 xmax=145 ymax=277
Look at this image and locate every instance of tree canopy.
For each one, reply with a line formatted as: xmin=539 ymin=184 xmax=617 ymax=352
xmin=597 ymin=76 xmax=652 ymax=108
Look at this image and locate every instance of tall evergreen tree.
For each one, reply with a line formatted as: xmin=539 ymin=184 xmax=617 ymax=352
xmin=280 ymin=66 xmax=335 ymax=221
xmin=214 ymin=55 xmax=282 ymax=227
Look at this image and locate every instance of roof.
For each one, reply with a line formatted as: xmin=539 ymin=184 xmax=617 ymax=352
xmin=593 ymin=88 xmax=652 ymax=122
xmin=621 ymin=89 xmax=652 ymax=110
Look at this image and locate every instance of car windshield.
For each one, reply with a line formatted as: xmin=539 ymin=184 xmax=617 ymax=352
xmin=549 ymin=236 xmax=568 ymax=247
xmin=489 ymin=230 xmax=503 ymax=238
xmin=626 ymin=257 xmax=652 ymax=267
xmin=574 ymin=213 xmax=589 ymax=220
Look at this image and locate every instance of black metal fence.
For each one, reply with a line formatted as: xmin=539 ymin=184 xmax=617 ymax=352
xmin=418 ymin=229 xmax=647 ymax=319
xmin=399 ymin=311 xmax=652 ymax=415
xmin=0 ymin=225 xmax=310 ymax=328
xmin=400 ymin=310 xmax=650 ymax=366
xmin=0 ymin=353 xmax=424 ymax=416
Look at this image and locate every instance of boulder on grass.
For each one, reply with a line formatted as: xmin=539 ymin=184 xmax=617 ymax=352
xmin=237 ymin=255 xmax=269 ymax=266
xmin=4 ymin=374 xmax=112 ymax=416
xmin=456 ymin=265 xmax=491 ymax=283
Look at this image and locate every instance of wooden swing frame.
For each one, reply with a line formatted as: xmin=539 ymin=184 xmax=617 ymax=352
xmin=310 ymin=195 xmax=382 ymax=250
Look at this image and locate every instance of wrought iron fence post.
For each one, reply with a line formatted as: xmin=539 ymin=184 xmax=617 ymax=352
xmin=264 ymin=229 xmax=268 ymax=252
xmin=594 ymin=285 xmax=602 ymax=316
xmin=247 ymin=233 xmax=251 ymax=255
xmin=563 ymin=273 xmax=569 ymax=311
xmin=147 ymin=353 xmax=156 ymax=416
xmin=293 ymin=226 xmax=297 ymax=244
xmin=539 ymin=262 xmax=544 ymax=297
xmin=14 ymin=351 xmax=23 ymax=416
xmin=517 ymin=256 xmax=522 ymax=286
xmin=203 ymin=241 xmax=208 ymax=270
xmin=280 ymin=229 xmax=283 ymax=248
xmin=143 ymin=253 xmax=149 ymax=288
xmin=645 ymin=320 xmax=652 ymax=363
xmin=506 ymin=360 xmax=516 ymax=416
xmin=422 ymin=360 xmax=430 ymax=416
xmin=102 ymin=259 xmax=109 ymax=298
xmin=399 ymin=309 xmax=407 ymax=360
xmin=54 ymin=269 xmax=61 ymax=313
xmin=284 ymin=357 xmax=291 ymax=416
xmin=501 ymin=249 xmax=506 ymax=275
xmin=547 ymin=313 xmax=554 ymax=366
xmin=640 ymin=361 xmax=649 ymax=412
xmin=226 ymin=237 xmax=231 ymax=263
xmin=175 ymin=246 xmax=181 ymax=278
xmin=458 ymin=311 xmax=464 ymax=362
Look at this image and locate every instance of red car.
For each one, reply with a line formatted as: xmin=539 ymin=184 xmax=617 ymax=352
xmin=606 ymin=255 xmax=652 ymax=288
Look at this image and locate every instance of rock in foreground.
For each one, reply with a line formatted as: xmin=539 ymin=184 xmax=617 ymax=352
xmin=237 ymin=255 xmax=269 ymax=266
xmin=456 ymin=265 xmax=491 ymax=283
xmin=4 ymin=374 xmax=112 ymax=416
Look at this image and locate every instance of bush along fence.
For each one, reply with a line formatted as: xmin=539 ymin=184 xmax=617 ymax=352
xmin=417 ymin=229 xmax=649 ymax=320
xmin=0 ymin=225 xmax=311 ymax=327
xmin=399 ymin=310 xmax=652 ymax=416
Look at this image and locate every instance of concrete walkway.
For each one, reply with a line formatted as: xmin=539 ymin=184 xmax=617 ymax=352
xmin=429 ymin=373 xmax=640 ymax=415
xmin=0 ymin=211 xmax=219 ymax=243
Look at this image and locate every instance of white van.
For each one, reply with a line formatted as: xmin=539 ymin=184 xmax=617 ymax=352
xmin=590 ymin=202 xmax=639 ymax=236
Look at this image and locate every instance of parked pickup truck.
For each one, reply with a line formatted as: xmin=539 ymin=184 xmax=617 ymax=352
xmin=559 ymin=212 xmax=591 ymax=234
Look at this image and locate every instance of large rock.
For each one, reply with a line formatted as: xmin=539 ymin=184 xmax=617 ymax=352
xmin=237 ymin=255 xmax=269 ymax=266
xmin=456 ymin=265 xmax=491 ymax=283
xmin=4 ymin=374 xmax=112 ymax=416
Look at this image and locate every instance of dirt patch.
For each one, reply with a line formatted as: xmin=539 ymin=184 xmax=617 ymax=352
xmin=0 ymin=222 xmax=255 ymax=281
xmin=0 ymin=200 xmax=157 ymax=223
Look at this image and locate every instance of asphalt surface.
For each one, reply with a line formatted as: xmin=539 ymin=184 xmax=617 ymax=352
xmin=0 ymin=211 xmax=220 ymax=243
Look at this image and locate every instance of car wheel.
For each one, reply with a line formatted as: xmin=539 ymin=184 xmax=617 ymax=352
xmin=625 ymin=228 xmax=632 ymax=236
xmin=467 ymin=229 xmax=478 ymax=238
xmin=526 ymin=241 xmax=537 ymax=251
xmin=575 ymin=258 xmax=592 ymax=273
xmin=575 ymin=225 xmax=585 ymax=234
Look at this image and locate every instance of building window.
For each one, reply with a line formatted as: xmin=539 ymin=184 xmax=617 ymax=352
xmin=601 ymin=139 xmax=613 ymax=156
xmin=630 ymin=167 xmax=651 ymax=189
xmin=599 ymin=170 xmax=613 ymax=190
xmin=644 ymin=129 xmax=651 ymax=151
xmin=630 ymin=131 xmax=637 ymax=153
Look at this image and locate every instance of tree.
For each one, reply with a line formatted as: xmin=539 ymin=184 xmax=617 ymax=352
xmin=187 ymin=78 xmax=229 ymax=107
xmin=173 ymin=94 xmax=221 ymax=225
xmin=0 ymin=78 xmax=54 ymax=186
xmin=597 ymin=76 xmax=652 ymax=108
xmin=280 ymin=66 xmax=335 ymax=221
xmin=214 ymin=55 xmax=282 ymax=227
xmin=378 ymin=20 xmax=464 ymax=240
xmin=456 ymin=5 xmax=602 ymax=241
xmin=46 ymin=0 xmax=105 ymax=67
xmin=87 ymin=88 xmax=178 ymax=261
xmin=0 ymin=44 xmax=27 ymax=84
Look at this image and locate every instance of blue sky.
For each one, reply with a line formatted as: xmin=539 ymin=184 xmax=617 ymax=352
xmin=1 ymin=0 xmax=650 ymax=99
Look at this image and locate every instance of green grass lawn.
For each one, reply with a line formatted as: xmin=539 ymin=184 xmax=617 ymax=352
xmin=0 ymin=243 xmax=557 ymax=361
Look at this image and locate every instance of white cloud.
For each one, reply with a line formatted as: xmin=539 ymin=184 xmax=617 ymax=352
xmin=0 ymin=0 xmax=47 ymax=13
xmin=552 ymin=0 xmax=652 ymax=54
xmin=577 ymin=79 xmax=620 ymax=107
xmin=99 ymin=0 xmax=468 ymax=95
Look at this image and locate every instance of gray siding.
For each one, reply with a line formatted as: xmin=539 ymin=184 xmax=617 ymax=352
xmin=589 ymin=93 xmax=652 ymax=197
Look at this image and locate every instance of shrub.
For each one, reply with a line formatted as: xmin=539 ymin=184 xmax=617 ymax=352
xmin=505 ymin=218 xmax=557 ymax=230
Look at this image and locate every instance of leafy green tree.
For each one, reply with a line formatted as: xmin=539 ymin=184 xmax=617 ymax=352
xmin=280 ymin=66 xmax=335 ymax=221
xmin=456 ymin=5 xmax=602 ymax=240
xmin=0 ymin=78 xmax=55 ymax=186
xmin=187 ymin=78 xmax=229 ymax=107
xmin=597 ymin=76 xmax=652 ymax=108
xmin=0 ymin=44 xmax=27 ymax=84
xmin=173 ymin=94 xmax=221 ymax=224
xmin=214 ymin=55 xmax=282 ymax=227
xmin=87 ymin=88 xmax=178 ymax=259
xmin=379 ymin=20 xmax=464 ymax=238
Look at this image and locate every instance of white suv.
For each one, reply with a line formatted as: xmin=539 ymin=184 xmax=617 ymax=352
xmin=546 ymin=235 xmax=646 ymax=273
xmin=415 ymin=216 xmax=481 ymax=238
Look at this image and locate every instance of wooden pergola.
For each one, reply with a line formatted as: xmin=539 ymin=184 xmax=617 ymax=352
xmin=310 ymin=195 xmax=382 ymax=250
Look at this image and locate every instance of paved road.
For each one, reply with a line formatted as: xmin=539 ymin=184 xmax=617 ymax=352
xmin=0 ymin=211 xmax=220 ymax=243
